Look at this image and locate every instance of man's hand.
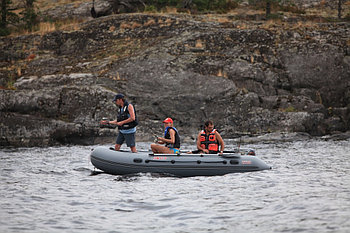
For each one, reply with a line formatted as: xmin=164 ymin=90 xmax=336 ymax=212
xmin=157 ymin=137 xmax=165 ymax=144
xmin=100 ymin=120 xmax=109 ymax=125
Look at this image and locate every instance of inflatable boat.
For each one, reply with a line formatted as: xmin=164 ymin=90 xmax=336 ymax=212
xmin=90 ymin=146 xmax=271 ymax=177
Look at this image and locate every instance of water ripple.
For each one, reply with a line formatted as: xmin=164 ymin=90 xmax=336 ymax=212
xmin=0 ymin=140 xmax=349 ymax=232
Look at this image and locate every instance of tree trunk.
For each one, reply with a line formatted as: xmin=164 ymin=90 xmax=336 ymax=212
xmin=1 ymin=0 xmax=7 ymax=27
xmin=338 ymin=0 xmax=342 ymax=19
xmin=182 ymin=0 xmax=192 ymax=9
xmin=26 ymin=0 xmax=34 ymax=8
xmin=266 ymin=0 xmax=271 ymax=18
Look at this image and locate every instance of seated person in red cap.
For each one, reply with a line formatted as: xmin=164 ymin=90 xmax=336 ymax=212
xmin=151 ymin=118 xmax=181 ymax=154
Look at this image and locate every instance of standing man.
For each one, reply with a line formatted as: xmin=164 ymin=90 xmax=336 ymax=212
xmin=151 ymin=118 xmax=181 ymax=154
xmin=197 ymin=120 xmax=224 ymax=155
xmin=104 ymin=94 xmax=138 ymax=153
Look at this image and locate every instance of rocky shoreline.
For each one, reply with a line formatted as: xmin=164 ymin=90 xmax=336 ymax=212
xmin=1 ymin=13 xmax=349 ymax=147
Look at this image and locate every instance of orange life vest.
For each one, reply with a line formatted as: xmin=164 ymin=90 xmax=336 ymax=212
xmin=199 ymin=129 xmax=219 ymax=152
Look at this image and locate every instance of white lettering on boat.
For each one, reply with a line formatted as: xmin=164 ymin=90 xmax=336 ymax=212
xmin=242 ymin=160 xmax=252 ymax=165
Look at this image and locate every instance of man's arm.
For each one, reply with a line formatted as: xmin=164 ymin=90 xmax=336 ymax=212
xmin=196 ymin=132 xmax=202 ymax=151
xmin=159 ymin=129 xmax=175 ymax=144
xmin=216 ymin=131 xmax=224 ymax=153
xmin=197 ymin=132 xmax=209 ymax=153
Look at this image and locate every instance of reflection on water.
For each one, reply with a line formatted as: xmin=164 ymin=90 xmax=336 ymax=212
xmin=0 ymin=139 xmax=350 ymax=232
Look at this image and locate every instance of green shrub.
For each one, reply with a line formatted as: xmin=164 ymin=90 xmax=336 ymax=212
xmin=0 ymin=27 xmax=10 ymax=36
xmin=144 ymin=5 xmax=158 ymax=12
xmin=344 ymin=12 xmax=350 ymax=21
xmin=20 ymin=6 xmax=39 ymax=31
xmin=281 ymin=106 xmax=298 ymax=112
xmin=266 ymin=13 xmax=282 ymax=20
xmin=191 ymin=0 xmax=240 ymax=13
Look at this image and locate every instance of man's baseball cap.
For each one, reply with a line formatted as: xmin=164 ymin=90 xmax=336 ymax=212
xmin=113 ymin=93 xmax=124 ymax=101
xmin=163 ymin=118 xmax=173 ymax=123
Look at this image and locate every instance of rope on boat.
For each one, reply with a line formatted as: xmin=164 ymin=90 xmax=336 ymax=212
xmin=144 ymin=159 xmax=228 ymax=164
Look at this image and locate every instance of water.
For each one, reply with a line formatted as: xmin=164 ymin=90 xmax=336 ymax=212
xmin=0 ymin=139 xmax=349 ymax=233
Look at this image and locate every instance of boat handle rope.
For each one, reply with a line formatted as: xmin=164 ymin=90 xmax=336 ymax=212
xmin=144 ymin=159 xmax=228 ymax=164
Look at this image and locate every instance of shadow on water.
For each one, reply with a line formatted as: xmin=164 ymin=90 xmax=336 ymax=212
xmin=89 ymin=169 xmax=179 ymax=180
xmin=74 ymin=167 xmax=92 ymax=172
xmin=114 ymin=208 xmax=134 ymax=212
xmin=111 ymin=173 xmax=176 ymax=181
xmin=89 ymin=171 xmax=145 ymax=181
xmin=114 ymin=175 xmax=141 ymax=182
xmin=89 ymin=169 xmax=148 ymax=181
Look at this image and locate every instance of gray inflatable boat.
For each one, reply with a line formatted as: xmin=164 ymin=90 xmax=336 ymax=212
xmin=90 ymin=146 xmax=271 ymax=177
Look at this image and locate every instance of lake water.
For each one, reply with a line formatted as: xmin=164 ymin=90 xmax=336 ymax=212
xmin=0 ymin=139 xmax=349 ymax=233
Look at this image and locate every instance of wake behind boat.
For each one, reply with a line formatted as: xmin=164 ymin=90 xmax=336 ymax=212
xmin=90 ymin=146 xmax=271 ymax=177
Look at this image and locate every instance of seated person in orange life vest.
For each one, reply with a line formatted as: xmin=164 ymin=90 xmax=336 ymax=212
xmin=195 ymin=120 xmax=225 ymax=155
xmin=151 ymin=118 xmax=181 ymax=154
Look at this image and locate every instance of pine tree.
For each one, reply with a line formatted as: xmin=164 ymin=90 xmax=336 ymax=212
xmin=21 ymin=0 xmax=38 ymax=31
xmin=0 ymin=0 xmax=11 ymax=36
xmin=338 ymin=0 xmax=342 ymax=19
xmin=265 ymin=0 xmax=281 ymax=18
xmin=266 ymin=0 xmax=271 ymax=17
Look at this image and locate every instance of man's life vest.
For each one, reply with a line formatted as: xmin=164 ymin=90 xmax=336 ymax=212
xmin=200 ymin=129 xmax=219 ymax=153
xmin=164 ymin=126 xmax=181 ymax=148
xmin=117 ymin=101 xmax=138 ymax=130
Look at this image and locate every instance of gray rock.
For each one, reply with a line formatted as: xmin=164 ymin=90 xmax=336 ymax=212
xmin=229 ymin=132 xmax=312 ymax=144
xmin=0 ymin=14 xmax=349 ymax=147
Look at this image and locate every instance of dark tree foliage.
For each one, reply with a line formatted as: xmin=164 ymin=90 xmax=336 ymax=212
xmin=265 ymin=0 xmax=281 ymax=18
xmin=1 ymin=0 xmax=5 ymax=27
xmin=338 ymin=0 xmax=345 ymax=19
xmin=0 ymin=0 xmax=10 ymax=35
xmin=1 ymin=0 xmax=38 ymax=35
xmin=100 ymin=0 xmax=239 ymax=14
xmin=21 ymin=0 xmax=38 ymax=30
xmin=247 ymin=0 xmax=282 ymax=18
xmin=179 ymin=0 xmax=238 ymax=13
xmin=266 ymin=0 xmax=271 ymax=17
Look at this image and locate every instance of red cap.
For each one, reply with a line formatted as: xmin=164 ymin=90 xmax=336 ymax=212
xmin=163 ymin=118 xmax=173 ymax=123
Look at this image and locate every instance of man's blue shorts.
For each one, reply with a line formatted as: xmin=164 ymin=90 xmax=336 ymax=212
xmin=116 ymin=132 xmax=135 ymax=147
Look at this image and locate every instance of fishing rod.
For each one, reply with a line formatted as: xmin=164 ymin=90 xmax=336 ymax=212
xmin=99 ymin=117 xmax=117 ymax=129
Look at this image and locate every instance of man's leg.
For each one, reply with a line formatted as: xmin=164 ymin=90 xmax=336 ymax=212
xmin=130 ymin=146 xmax=137 ymax=153
xmin=150 ymin=144 xmax=158 ymax=153
xmin=115 ymin=133 xmax=124 ymax=151
xmin=125 ymin=133 xmax=137 ymax=153
xmin=151 ymin=144 xmax=172 ymax=154
xmin=115 ymin=144 xmax=121 ymax=150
